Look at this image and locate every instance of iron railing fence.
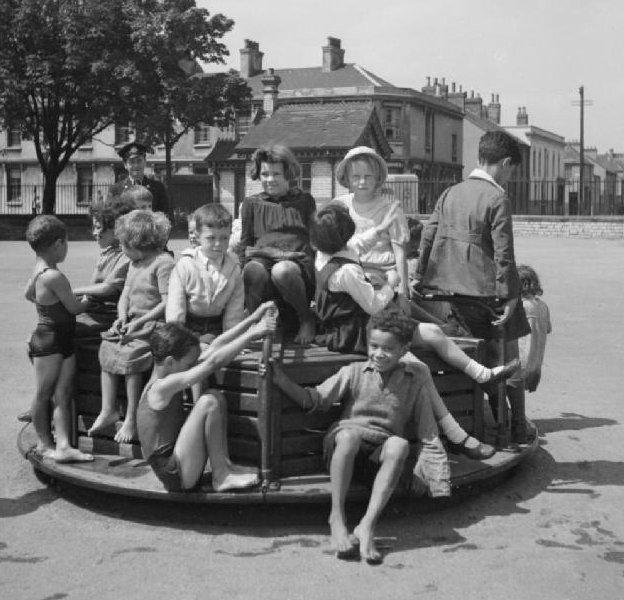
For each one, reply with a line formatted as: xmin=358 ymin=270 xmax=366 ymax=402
xmin=0 ymin=179 xmax=213 ymax=221
xmin=1 ymin=178 xmax=622 ymax=218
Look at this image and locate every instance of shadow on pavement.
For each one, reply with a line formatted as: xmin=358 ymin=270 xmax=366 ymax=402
xmin=533 ymin=412 xmax=618 ymax=435
xmin=0 ymin=488 xmax=57 ymax=518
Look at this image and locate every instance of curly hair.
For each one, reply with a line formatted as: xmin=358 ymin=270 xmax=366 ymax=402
xmin=90 ymin=197 xmax=139 ymax=232
xmin=478 ymin=131 xmax=522 ymax=166
xmin=344 ymin=155 xmax=385 ymax=190
xmin=115 ymin=210 xmax=171 ymax=251
xmin=149 ymin=322 xmax=199 ymax=364
xmin=192 ymin=203 xmax=233 ymax=232
xmin=368 ymin=307 xmax=416 ymax=345
xmin=26 ymin=215 xmax=67 ymax=252
xmin=119 ymin=185 xmax=153 ymax=208
xmin=310 ymin=203 xmax=355 ymax=254
xmin=517 ymin=264 xmax=543 ymax=297
xmin=250 ymin=145 xmax=301 ymax=185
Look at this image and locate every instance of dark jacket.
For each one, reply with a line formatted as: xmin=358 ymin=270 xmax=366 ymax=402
xmin=108 ymin=176 xmax=172 ymax=221
xmin=416 ymin=175 xmax=521 ymax=300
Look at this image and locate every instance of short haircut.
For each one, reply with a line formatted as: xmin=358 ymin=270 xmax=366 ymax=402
xmin=119 ymin=185 xmax=153 ymax=207
xmin=90 ymin=197 xmax=138 ymax=232
xmin=478 ymin=131 xmax=522 ymax=166
xmin=405 ymin=216 xmax=423 ymax=260
xmin=310 ymin=203 xmax=355 ymax=254
xmin=250 ymin=145 xmax=301 ymax=184
xmin=149 ymin=322 xmax=199 ymax=364
xmin=26 ymin=215 xmax=67 ymax=252
xmin=368 ymin=307 xmax=416 ymax=345
xmin=517 ymin=264 xmax=543 ymax=296
xmin=115 ymin=209 xmax=171 ymax=251
xmin=192 ymin=203 xmax=233 ymax=232
xmin=345 ymin=155 xmax=384 ymax=189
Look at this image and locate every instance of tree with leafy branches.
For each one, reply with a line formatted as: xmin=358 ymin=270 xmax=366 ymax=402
xmin=0 ymin=0 xmax=248 ymax=213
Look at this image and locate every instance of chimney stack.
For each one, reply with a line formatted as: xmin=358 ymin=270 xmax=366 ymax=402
xmin=516 ymin=106 xmax=528 ymax=126
xmin=487 ymin=92 xmax=501 ymax=124
xmin=422 ymin=76 xmax=436 ymax=95
xmin=322 ymin=37 xmax=345 ymax=72
xmin=240 ymin=39 xmax=263 ymax=78
xmin=447 ymin=81 xmax=466 ymax=111
xmin=261 ymin=68 xmax=281 ymax=117
xmin=465 ymin=91 xmax=483 ymax=117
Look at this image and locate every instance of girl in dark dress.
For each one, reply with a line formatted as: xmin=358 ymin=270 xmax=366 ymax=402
xmin=239 ymin=145 xmax=317 ymax=344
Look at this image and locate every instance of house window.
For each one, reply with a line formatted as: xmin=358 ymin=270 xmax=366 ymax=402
xmin=424 ymin=109 xmax=433 ymax=153
xmin=451 ymin=134 xmax=458 ymax=163
xmin=77 ymin=165 xmax=94 ymax=205
xmin=544 ymin=149 xmax=549 ymax=178
xmin=193 ymin=163 xmax=209 ymax=175
xmin=537 ymin=150 xmax=541 ymax=178
xmin=194 ymin=123 xmax=211 ymax=145
xmin=7 ymin=125 xmax=21 ymax=147
xmin=384 ymin=107 xmax=402 ymax=142
xmin=114 ymin=123 xmax=132 ymax=146
xmin=235 ymin=114 xmax=251 ymax=141
xmin=7 ymin=166 xmax=22 ymax=203
xmin=532 ymin=149 xmax=536 ymax=177
xmin=299 ymin=163 xmax=312 ymax=193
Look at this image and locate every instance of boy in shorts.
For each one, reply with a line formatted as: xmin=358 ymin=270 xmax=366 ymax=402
xmin=25 ymin=216 xmax=93 ymax=462
xmin=273 ymin=307 xmax=449 ymax=564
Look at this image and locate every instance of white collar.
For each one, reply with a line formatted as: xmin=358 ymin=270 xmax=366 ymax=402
xmin=468 ymin=168 xmax=505 ymax=193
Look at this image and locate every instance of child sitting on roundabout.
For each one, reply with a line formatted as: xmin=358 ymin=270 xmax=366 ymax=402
xmin=137 ymin=302 xmax=277 ymax=492
xmin=273 ymin=307 xmax=449 ymax=564
xmin=312 ymin=202 xmax=518 ymax=460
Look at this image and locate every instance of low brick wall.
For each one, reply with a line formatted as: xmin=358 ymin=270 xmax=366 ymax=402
xmin=411 ymin=214 xmax=624 ymax=239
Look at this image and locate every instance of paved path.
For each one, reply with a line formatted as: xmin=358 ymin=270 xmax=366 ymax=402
xmin=1 ymin=236 xmax=623 ymax=600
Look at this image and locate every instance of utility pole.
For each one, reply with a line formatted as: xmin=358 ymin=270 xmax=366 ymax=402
xmin=572 ymin=86 xmax=593 ymax=214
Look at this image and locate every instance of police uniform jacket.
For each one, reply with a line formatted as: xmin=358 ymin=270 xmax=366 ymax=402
xmin=108 ymin=176 xmax=172 ymax=220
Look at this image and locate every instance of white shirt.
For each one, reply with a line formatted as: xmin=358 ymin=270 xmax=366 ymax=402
xmin=468 ymin=168 xmax=505 ymax=193
xmin=324 ymin=248 xmax=394 ymax=315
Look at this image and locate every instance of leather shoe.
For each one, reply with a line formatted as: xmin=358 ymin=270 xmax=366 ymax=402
xmin=449 ymin=436 xmax=496 ymax=460
xmin=489 ymin=358 xmax=521 ymax=383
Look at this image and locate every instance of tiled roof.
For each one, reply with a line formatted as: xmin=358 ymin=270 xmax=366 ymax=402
xmin=464 ymin=112 xmax=528 ymax=146
xmin=232 ymin=64 xmax=394 ymax=97
xmin=204 ymin=139 xmax=239 ymax=162
xmin=235 ymin=102 xmax=391 ymax=157
xmin=596 ymin=153 xmax=622 ymax=173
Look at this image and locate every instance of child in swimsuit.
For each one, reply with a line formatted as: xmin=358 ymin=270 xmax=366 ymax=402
xmin=137 ymin=302 xmax=277 ymax=492
xmin=25 ymin=215 xmax=93 ymax=463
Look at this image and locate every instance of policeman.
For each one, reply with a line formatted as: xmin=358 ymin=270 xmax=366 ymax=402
xmin=107 ymin=142 xmax=172 ymax=220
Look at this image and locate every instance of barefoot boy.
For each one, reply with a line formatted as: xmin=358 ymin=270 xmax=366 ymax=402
xmin=273 ymin=307 xmax=449 ymax=564
xmin=25 ymin=216 xmax=93 ymax=463
xmin=137 ymin=302 xmax=277 ymax=492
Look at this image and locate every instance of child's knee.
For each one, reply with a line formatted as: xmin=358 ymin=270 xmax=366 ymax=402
xmin=334 ymin=429 xmax=362 ymax=453
xmin=196 ymin=391 xmax=223 ymax=414
xmin=381 ymin=436 xmax=409 ymax=464
xmin=270 ymin=260 xmax=299 ymax=284
xmin=243 ymin=260 xmax=270 ymax=284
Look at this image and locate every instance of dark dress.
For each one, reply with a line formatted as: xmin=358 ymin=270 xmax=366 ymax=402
xmin=239 ymin=189 xmax=316 ymax=319
xmin=315 ymin=256 xmax=370 ymax=355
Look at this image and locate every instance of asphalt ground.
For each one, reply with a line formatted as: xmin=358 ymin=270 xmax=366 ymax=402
xmin=1 ymin=236 xmax=623 ymax=600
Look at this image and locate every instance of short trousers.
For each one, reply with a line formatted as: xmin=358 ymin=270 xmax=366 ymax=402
xmin=185 ymin=314 xmax=222 ymax=337
xmin=99 ymin=337 xmax=153 ymax=375
xmin=324 ymin=427 xmax=384 ymax=486
xmin=146 ymin=445 xmax=185 ymax=493
xmin=28 ymin=323 xmax=75 ymax=359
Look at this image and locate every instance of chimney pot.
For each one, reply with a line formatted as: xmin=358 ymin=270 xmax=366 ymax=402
xmin=261 ymin=68 xmax=281 ymax=116
xmin=240 ymin=39 xmax=263 ymax=78
xmin=441 ymin=77 xmax=446 ymax=85
xmin=451 ymin=82 xmax=456 ymax=93
xmin=426 ymin=76 xmax=431 ymax=85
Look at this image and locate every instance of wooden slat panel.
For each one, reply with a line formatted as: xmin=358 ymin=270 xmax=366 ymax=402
xmin=227 ymin=415 xmax=259 ymax=438
xmin=442 ymin=393 xmax=476 ymax=416
xmin=281 ymin=432 xmax=324 ymax=455
xmin=280 ymin=455 xmax=326 ymax=477
xmin=431 ymin=372 xmax=475 ymax=393
xmin=280 ymin=409 xmax=340 ymax=432
xmin=212 ymin=368 xmax=259 ymax=390
xmin=78 ymin=435 xmax=143 ymax=458
xmin=75 ymin=392 xmax=106 ymax=416
xmin=222 ymin=390 xmax=259 ymax=413
xmin=227 ymin=437 xmax=261 ymax=462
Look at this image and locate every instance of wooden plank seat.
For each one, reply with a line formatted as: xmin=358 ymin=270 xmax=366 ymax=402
xmin=72 ymin=336 xmax=486 ymax=489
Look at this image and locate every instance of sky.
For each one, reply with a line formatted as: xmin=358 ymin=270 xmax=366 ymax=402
xmin=198 ymin=0 xmax=624 ymax=152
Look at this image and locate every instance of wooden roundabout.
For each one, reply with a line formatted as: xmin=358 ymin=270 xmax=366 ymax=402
xmin=18 ymin=334 xmax=538 ymax=506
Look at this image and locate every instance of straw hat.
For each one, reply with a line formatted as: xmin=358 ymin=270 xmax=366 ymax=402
xmin=336 ymin=146 xmax=388 ymax=188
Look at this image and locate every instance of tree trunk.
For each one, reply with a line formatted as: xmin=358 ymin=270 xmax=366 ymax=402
xmin=165 ymin=128 xmax=173 ymax=189
xmin=42 ymin=169 xmax=60 ymax=214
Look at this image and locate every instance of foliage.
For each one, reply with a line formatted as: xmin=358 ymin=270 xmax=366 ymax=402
xmin=0 ymin=0 xmax=248 ymax=213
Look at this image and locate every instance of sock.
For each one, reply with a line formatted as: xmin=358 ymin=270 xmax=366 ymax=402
xmin=439 ymin=414 xmax=468 ymax=444
xmin=464 ymin=359 xmax=492 ymax=383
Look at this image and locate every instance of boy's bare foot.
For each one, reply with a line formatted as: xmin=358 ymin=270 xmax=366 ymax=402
xmin=228 ymin=462 xmax=258 ymax=475
xmin=212 ymin=470 xmax=259 ymax=492
xmin=353 ymin=523 xmax=382 ymax=565
xmin=35 ymin=443 xmax=55 ymax=459
xmin=293 ymin=315 xmax=315 ymax=345
xmin=53 ymin=447 xmax=94 ymax=463
xmin=329 ymin=514 xmax=359 ymax=560
xmin=114 ymin=420 xmax=137 ymax=444
xmin=88 ymin=411 xmax=120 ymax=437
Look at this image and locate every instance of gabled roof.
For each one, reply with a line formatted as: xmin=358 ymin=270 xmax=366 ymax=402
xmin=563 ymin=144 xmax=598 ymax=168
xmin=595 ymin=153 xmax=622 ymax=173
xmin=235 ymin=102 xmax=392 ymax=158
xmin=204 ymin=138 xmax=240 ymax=163
xmin=464 ymin=112 xmax=528 ymax=147
xmin=504 ymin=124 xmax=565 ymax=146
